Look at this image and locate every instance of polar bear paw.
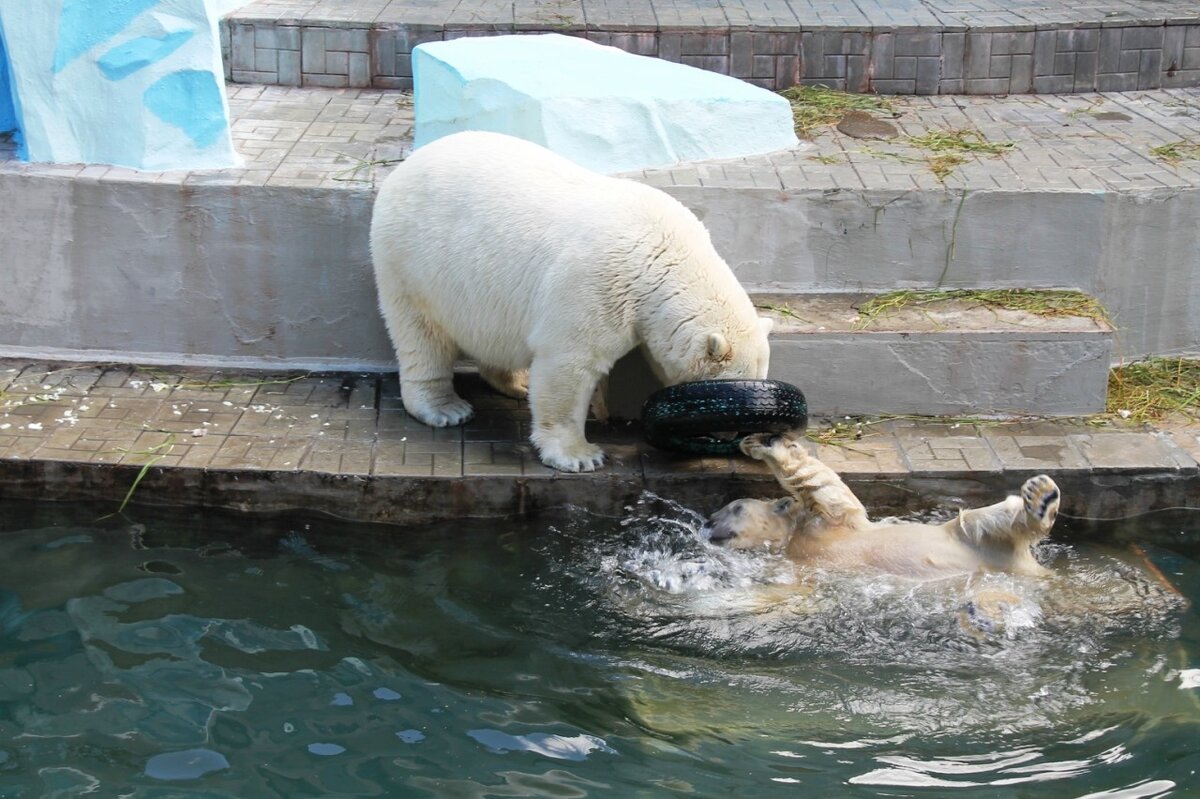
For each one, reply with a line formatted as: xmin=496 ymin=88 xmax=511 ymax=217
xmin=1020 ymin=474 xmax=1060 ymax=532
xmin=535 ymin=438 xmax=607 ymax=473
xmin=408 ymin=396 xmax=475 ymax=428
xmin=739 ymin=431 xmax=806 ymax=462
xmin=479 ymin=366 xmax=530 ymax=400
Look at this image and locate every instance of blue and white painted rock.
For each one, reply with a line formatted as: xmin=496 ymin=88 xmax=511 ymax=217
xmin=413 ymin=34 xmax=798 ymax=174
xmin=0 ymin=0 xmax=239 ymax=170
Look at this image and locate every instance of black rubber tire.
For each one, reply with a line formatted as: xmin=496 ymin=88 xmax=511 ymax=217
xmin=641 ymin=379 xmax=808 ymax=455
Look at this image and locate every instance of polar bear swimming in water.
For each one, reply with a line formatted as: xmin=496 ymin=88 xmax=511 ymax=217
xmin=708 ymin=432 xmax=1060 ymax=579
xmin=369 ymin=131 xmax=772 ymax=473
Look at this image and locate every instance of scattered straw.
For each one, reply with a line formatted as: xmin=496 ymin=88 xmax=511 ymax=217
xmin=854 ymin=289 xmax=1110 ymax=329
xmin=906 ymin=128 xmax=1016 ymax=156
xmin=806 ymin=413 xmax=1048 ymax=447
xmin=756 ymin=302 xmax=812 ymax=325
xmin=928 ymin=153 xmax=969 ymax=181
xmin=807 ymin=417 xmax=882 ymax=446
xmin=139 ymin=368 xmax=311 ymax=391
xmin=859 ymin=128 xmax=1015 ymax=181
xmin=1150 ymin=140 xmax=1200 ymax=165
xmin=779 ymin=85 xmax=894 ymax=138
xmin=1107 ymin=357 xmax=1200 ymax=423
xmin=332 ymin=153 xmax=406 ymax=183
xmin=100 ymin=434 xmax=177 ymax=519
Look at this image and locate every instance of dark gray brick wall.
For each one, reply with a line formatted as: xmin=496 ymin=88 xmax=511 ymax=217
xmin=222 ymin=14 xmax=1200 ymax=94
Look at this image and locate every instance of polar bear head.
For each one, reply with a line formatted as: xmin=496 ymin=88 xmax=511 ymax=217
xmin=706 ymin=495 xmax=803 ymax=552
xmin=701 ymin=318 xmax=773 ymax=381
xmin=647 ymin=316 xmax=774 ymax=386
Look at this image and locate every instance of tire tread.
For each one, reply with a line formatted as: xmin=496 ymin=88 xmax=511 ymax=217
xmin=641 ymin=379 xmax=807 ymax=455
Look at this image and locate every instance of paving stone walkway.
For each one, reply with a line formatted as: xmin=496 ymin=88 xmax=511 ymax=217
xmin=4 ymin=85 xmax=1197 ymax=194
xmin=0 ymin=360 xmax=1195 ymax=524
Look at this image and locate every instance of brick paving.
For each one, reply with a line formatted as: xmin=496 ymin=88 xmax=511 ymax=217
xmin=3 ymin=84 xmax=1196 ymax=194
xmin=0 ymin=359 xmax=1195 ymax=523
xmin=218 ymin=0 xmax=1200 ymax=92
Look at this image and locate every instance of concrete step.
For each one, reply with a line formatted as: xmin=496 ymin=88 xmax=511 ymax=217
xmin=639 ymin=87 xmax=1200 ymax=360
xmin=605 ymin=292 xmax=1114 ymax=419
xmin=219 ymin=0 xmax=1200 ymax=93
xmin=0 ymin=84 xmax=1191 ymax=405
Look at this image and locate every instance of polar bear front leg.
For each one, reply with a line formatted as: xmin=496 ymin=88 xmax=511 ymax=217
xmin=527 ymin=357 xmax=606 ymax=472
xmin=740 ymin=433 xmax=870 ymax=529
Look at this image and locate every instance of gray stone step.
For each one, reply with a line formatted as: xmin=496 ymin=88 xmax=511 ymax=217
xmin=219 ymin=0 xmax=1200 ymax=93
xmin=638 ymin=88 xmax=1200 ymax=361
xmin=605 ymin=292 xmax=1113 ymax=419
xmin=0 ymin=84 xmax=1177 ymax=410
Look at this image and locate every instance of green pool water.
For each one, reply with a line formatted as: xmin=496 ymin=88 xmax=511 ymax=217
xmin=0 ymin=496 xmax=1197 ymax=798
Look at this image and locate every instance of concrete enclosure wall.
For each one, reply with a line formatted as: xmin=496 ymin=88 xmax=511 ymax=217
xmin=0 ymin=172 xmax=1195 ymax=371
xmin=677 ymin=185 xmax=1200 ymax=360
xmin=0 ymin=173 xmax=390 ymax=367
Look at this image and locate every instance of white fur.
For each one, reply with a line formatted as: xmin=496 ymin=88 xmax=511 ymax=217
xmin=710 ymin=433 xmax=1060 ymax=579
xmin=370 ymin=131 xmax=772 ymax=471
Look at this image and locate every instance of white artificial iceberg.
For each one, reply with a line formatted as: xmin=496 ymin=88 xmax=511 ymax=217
xmin=0 ymin=0 xmax=239 ymax=170
xmin=413 ymin=33 xmax=799 ymax=174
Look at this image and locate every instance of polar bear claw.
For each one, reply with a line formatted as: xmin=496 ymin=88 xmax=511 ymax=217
xmin=1020 ymin=474 xmax=1060 ymax=531
xmin=536 ymin=437 xmax=607 ymax=473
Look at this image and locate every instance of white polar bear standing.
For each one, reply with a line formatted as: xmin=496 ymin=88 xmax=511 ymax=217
xmin=370 ymin=131 xmax=773 ymax=472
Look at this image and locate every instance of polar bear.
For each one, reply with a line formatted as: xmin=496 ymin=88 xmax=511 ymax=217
xmin=370 ymin=131 xmax=772 ymax=472
xmin=708 ymin=432 xmax=1059 ymax=579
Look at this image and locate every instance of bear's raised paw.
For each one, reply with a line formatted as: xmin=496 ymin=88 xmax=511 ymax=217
xmin=1020 ymin=475 xmax=1060 ymax=531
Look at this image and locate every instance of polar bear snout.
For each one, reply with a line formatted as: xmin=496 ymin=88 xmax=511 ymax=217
xmin=706 ymin=497 xmax=797 ymax=551
xmin=705 ymin=501 xmax=744 ymax=543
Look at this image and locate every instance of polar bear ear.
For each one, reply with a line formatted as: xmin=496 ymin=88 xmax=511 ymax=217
xmin=759 ymin=317 xmax=774 ymax=335
xmin=706 ymin=332 xmax=732 ymax=361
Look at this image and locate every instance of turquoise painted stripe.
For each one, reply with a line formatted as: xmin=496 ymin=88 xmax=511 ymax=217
xmin=0 ymin=21 xmax=25 ymax=158
xmin=0 ymin=24 xmax=16 ymax=132
xmin=98 ymin=29 xmax=193 ymax=81
xmin=143 ymin=69 xmax=227 ymax=148
xmin=53 ymin=0 xmax=161 ymax=73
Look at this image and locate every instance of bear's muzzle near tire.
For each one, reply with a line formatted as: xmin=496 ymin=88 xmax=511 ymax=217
xmin=641 ymin=379 xmax=808 ymax=455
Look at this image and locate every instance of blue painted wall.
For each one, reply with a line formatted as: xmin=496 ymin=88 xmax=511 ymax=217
xmin=0 ymin=1 xmax=238 ymax=169
xmin=0 ymin=24 xmax=18 ymax=135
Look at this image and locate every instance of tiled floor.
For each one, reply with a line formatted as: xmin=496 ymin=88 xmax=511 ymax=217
xmin=2 ymin=359 xmax=1195 ymax=481
xmin=2 ymin=85 xmax=1197 ymax=194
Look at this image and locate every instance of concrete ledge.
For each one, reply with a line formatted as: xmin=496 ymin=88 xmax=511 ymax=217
xmin=667 ymin=185 xmax=1200 ymax=360
xmin=2 ymin=453 xmax=1197 ymax=530
xmin=0 ymin=360 xmax=1195 ymax=525
xmin=1 ymin=86 xmax=1197 ymax=387
xmin=605 ymin=293 xmax=1114 ymax=418
xmin=0 ymin=173 xmax=389 ymax=367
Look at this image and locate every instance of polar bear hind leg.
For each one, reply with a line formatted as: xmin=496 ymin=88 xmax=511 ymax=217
xmin=1019 ymin=474 xmax=1060 ymax=534
xmin=383 ymin=299 xmax=475 ymax=427
xmin=528 ymin=355 xmax=606 ymax=472
xmin=957 ymin=475 xmax=1060 ymax=545
xmin=479 ymin=366 xmax=530 ymax=400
